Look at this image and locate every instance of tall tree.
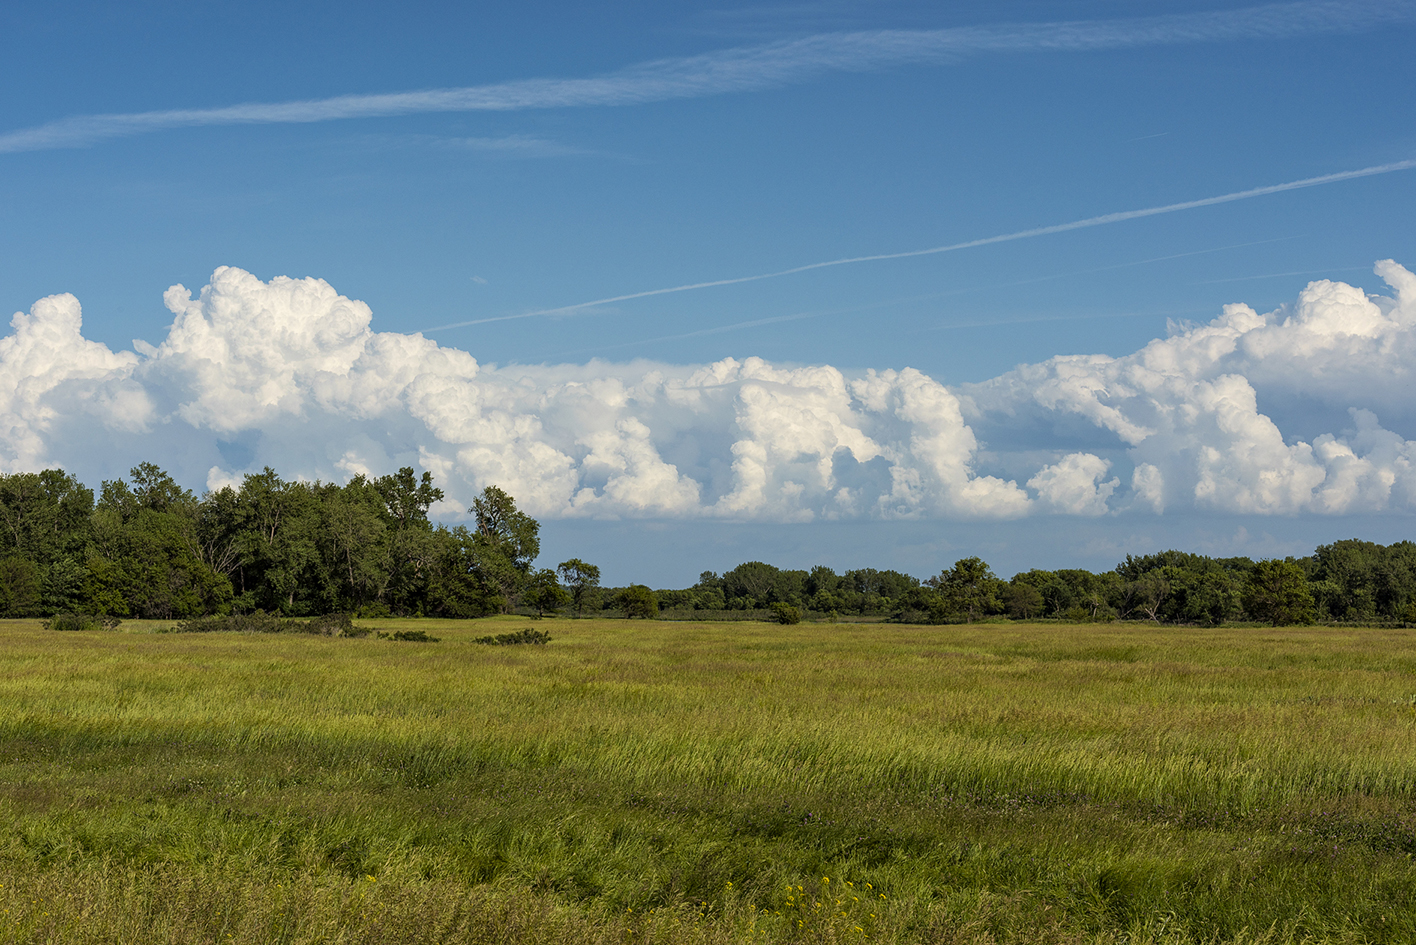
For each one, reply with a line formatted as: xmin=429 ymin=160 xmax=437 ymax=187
xmin=557 ymin=558 xmax=601 ymax=617
xmin=0 ymin=469 xmax=94 ymax=613
xmin=1243 ymin=559 xmax=1315 ymax=626
xmin=928 ymin=557 xmax=1002 ymax=622
xmin=229 ymin=468 xmax=322 ymax=614
xmin=373 ymin=468 xmax=444 ymax=614
xmin=470 ymin=486 xmax=540 ymax=611
xmin=523 ymin=568 xmax=570 ymax=617
xmin=315 ymin=479 xmax=388 ymax=611
xmin=617 ymin=584 xmax=659 ymax=619
xmin=87 ymin=465 xmax=231 ymax=618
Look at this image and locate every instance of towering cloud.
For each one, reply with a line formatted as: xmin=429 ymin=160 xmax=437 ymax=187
xmin=963 ymin=259 xmax=1416 ymax=515
xmin=3 ymin=261 xmax=1415 ymax=523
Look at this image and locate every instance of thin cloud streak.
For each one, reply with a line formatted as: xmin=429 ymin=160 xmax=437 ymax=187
xmin=559 ymin=310 xmax=828 ymax=357
xmin=422 ymin=160 xmax=1416 ymax=333
xmin=2 ymin=0 xmax=1410 ymax=153
xmin=1192 ymin=265 xmax=1370 ymax=284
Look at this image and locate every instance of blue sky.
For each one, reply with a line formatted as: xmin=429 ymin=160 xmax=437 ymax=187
xmin=3 ymin=1 xmax=1416 ymax=584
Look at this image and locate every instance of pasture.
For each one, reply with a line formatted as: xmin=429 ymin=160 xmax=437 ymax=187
xmin=1 ymin=616 xmax=1413 ymax=943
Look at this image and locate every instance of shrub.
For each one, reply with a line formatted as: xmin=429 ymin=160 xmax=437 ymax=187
xmin=473 ymin=628 xmax=550 ymax=645
xmin=770 ymin=602 xmax=803 ymax=625
xmin=171 ymin=612 xmax=370 ymax=636
xmin=379 ymin=629 xmax=440 ymax=642
xmin=45 ymin=613 xmax=121 ymax=632
xmin=174 ymin=612 xmax=285 ymax=634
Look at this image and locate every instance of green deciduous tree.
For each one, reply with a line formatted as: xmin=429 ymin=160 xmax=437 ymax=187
xmin=0 ymin=468 xmax=94 ymax=614
xmin=617 ymin=584 xmax=659 ymax=619
xmin=1243 ymin=559 xmax=1315 ymax=626
xmin=523 ymin=568 xmax=570 ymax=617
xmin=1001 ymin=580 xmax=1045 ymax=620
xmin=0 ymin=556 xmax=41 ymax=617
xmin=374 ymin=467 xmax=444 ymax=613
xmin=928 ymin=557 xmax=1003 ymax=622
xmin=225 ymin=469 xmax=322 ymax=614
xmin=86 ymin=465 xmax=232 ymax=618
xmin=470 ymin=486 xmax=540 ymax=612
xmin=556 ymin=558 xmax=601 ymax=617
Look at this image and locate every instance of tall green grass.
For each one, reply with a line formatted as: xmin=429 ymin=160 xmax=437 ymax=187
xmin=1 ymin=616 xmax=1414 ymax=943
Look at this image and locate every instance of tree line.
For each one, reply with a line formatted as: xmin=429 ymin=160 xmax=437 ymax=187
xmin=1 ymin=463 xmax=1412 ymax=626
xmin=673 ymin=545 xmax=1416 ymax=626
xmin=0 ymin=464 xmax=592 ymax=620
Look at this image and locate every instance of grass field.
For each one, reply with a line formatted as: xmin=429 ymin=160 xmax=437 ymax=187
xmin=1 ymin=616 xmax=1414 ymax=944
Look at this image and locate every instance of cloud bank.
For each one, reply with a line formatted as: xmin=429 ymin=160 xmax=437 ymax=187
xmin=3 ymin=0 xmax=1411 ymax=153
xmin=4 ymin=262 xmax=1416 ymax=525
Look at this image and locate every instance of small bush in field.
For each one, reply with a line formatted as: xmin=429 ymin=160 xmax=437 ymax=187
xmin=174 ymin=612 xmax=283 ymax=634
xmin=473 ymin=628 xmax=550 ymax=645
xmin=171 ymin=612 xmax=369 ymax=636
xmin=45 ymin=613 xmax=121 ymax=632
xmin=377 ymin=629 xmax=440 ymax=642
xmin=771 ymin=602 xmax=803 ymax=625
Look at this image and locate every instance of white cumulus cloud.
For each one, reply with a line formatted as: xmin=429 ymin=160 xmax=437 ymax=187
xmin=5 ymin=261 xmax=1416 ymax=524
xmin=963 ymin=259 xmax=1416 ymax=516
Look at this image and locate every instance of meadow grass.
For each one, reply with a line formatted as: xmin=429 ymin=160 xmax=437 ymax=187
xmin=1 ymin=616 xmax=1414 ymax=943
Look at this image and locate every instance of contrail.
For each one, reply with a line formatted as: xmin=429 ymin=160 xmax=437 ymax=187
xmin=422 ymin=158 xmax=1416 ymax=332
xmin=2 ymin=1 xmax=1411 ymax=153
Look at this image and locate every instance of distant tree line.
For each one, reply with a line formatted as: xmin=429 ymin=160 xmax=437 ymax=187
xmin=2 ymin=464 xmax=1414 ymax=626
xmin=658 ymin=545 xmax=1416 ymax=627
xmin=0 ymin=464 xmax=584 ymax=620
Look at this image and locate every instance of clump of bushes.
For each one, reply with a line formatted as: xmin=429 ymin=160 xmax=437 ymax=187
xmin=169 ymin=612 xmax=369 ymax=637
xmin=770 ymin=602 xmax=803 ymax=625
xmin=45 ymin=613 xmax=121 ymax=632
xmin=377 ymin=629 xmax=440 ymax=643
xmin=474 ymin=628 xmax=550 ymax=646
xmin=172 ymin=612 xmax=283 ymax=634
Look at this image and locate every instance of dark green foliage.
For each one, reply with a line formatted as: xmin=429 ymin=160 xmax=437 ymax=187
xmin=522 ymin=568 xmax=570 ymax=617
xmin=8 ymin=460 xmax=1416 ymax=629
xmin=1308 ymin=538 xmax=1416 ymax=620
xmin=617 ymin=584 xmax=659 ymax=618
xmin=1110 ymin=552 xmax=1251 ymax=625
xmin=1244 ymin=558 xmax=1316 ymax=626
xmin=44 ymin=612 xmax=121 ymax=631
xmin=556 ymin=558 xmax=601 ymax=617
xmin=88 ymin=469 xmax=234 ymax=619
xmin=170 ymin=612 xmax=370 ymax=636
xmin=171 ymin=612 xmax=287 ymax=633
xmin=0 ymin=554 xmax=42 ymax=616
xmin=382 ymin=629 xmax=441 ymax=642
xmin=0 ymin=469 xmax=94 ymax=614
xmin=769 ymin=602 xmax=802 ymax=625
xmin=927 ymin=557 xmax=1005 ymax=622
xmin=1000 ymin=580 xmax=1044 ymax=619
xmin=469 ymin=485 xmax=541 ymax=613
xmin=688 ymin=563 xmax=917 ymax=616
xmin=472 ymin=628 xmax=549 ymax=645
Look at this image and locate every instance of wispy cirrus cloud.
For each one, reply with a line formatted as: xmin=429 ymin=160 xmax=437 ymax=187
xmin=420 ymin=158 xmax=1416 ymax=332
xmin=2 ymin=0 xmax=1411 ymax=154
xmin=359 ymin=132 xmax=607 ymax=159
